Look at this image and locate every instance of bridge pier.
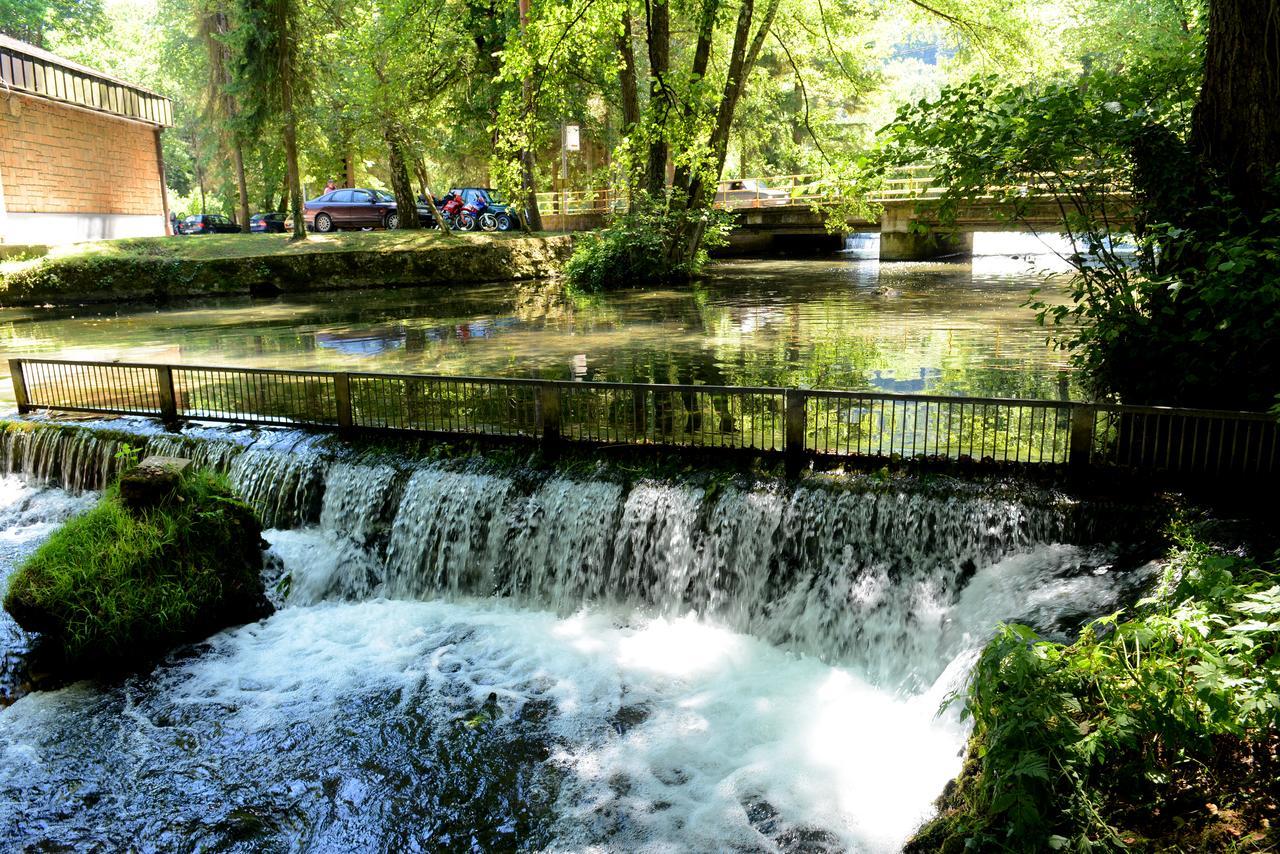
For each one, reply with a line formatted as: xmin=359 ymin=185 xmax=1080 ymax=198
xmin=878 ymin=228 xmax=973 ymax=262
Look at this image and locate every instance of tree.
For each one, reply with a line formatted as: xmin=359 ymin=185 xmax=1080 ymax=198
xmin=198 ymin=3 xmax=250 ymax=231
xmin=0 ymin=0 xmax=105 ymax=47
xmin=235 ymin=0 xmax=308 ymax=240
xmin=1190 ymin=0 xmax=1280 ymax=217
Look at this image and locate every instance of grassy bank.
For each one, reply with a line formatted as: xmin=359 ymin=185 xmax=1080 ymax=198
xmin=3 ymin=469 xmax=270 ymax=666
xmin=0 ymin=231 xmax=572 ymax=306
xmin=909 ymin=527 xmax=1279 ymax=853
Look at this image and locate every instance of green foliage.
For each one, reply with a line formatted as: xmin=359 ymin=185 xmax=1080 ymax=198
xmin=916 ymin=532 xmax=1280 ymax=852
xmin=3 ymin=471 xmax=269 ymax=665
xmin=0 ymin=0 xmax=105 ymax=46
xmin=563 ymin=193 xmax=732 ymax=292
xmin=876 ymin=57 xmax=1280 ymax=409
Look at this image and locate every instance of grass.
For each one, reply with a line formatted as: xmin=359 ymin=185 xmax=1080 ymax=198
xmin=3 ymin=470 xmax=269 ymax=666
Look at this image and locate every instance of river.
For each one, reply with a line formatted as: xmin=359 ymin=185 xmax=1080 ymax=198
xmin=0 ymin=242 xmax=1122 ymax=851
xmin=0 ymin=237 xmax=1076 ymax=409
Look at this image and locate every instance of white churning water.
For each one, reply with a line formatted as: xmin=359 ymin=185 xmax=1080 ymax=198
xmin=0 ymin=422 xmax=1156 ymax=851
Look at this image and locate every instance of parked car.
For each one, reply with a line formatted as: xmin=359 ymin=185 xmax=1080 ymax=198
xmin=714 ymin=179 xmax=790 ymax=208
xmin=447 ymin=188 xmax=521 ymax=231
xmin=304 ymin=188 xmax=433 ymax=232
xmin=178 ymin=213 xmax=240 ymax=234
xmin=250 ymin=212 xmax=287 ymax=233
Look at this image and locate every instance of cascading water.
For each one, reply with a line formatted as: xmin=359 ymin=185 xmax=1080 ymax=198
xmin=0 ymin=420 xmax=1158 ymax=852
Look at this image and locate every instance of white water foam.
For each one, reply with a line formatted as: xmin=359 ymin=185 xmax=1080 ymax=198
xmin=0 ymin=598 xmax=971 ymax=851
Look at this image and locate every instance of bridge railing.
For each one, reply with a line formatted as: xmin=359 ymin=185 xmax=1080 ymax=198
xmin=8 ymin=358 xmax=1276 ymax=480
xmin=532 ymin=166 xmax=1129 ymax=219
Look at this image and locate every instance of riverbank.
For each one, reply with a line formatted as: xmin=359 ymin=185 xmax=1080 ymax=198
xmin=0 ymin=232 xmax=572 ymax=306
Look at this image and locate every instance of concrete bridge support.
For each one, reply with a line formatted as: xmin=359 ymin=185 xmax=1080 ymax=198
xmin=878 ymin=229 xmax=974 ymax=261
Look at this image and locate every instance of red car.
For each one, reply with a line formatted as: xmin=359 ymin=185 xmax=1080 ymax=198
xmin=303 ymin=188 xmax=433 ymax=232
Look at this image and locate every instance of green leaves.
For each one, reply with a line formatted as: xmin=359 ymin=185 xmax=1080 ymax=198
xmin=918 ymin=531 xmax=1280 ymax=851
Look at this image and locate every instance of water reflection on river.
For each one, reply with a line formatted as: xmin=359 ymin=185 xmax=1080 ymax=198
xmin=0 ymin=244 xmax=1077 ymax=407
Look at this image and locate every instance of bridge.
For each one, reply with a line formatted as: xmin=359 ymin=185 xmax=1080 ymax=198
xmin=535 ymin=169 xmax=1131 ymax=260
xmin=8 ymin=358 xmax=1273 ymax=485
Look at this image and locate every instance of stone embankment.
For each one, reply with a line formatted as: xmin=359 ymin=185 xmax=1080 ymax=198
xmin=0 ymin=231 xmax=572 ymax=306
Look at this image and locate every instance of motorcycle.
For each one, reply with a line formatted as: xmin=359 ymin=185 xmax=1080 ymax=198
xmin=428 ymin=193 xmax=467 ymax=230
xmin=462 ymin=196 xmax=499 ymax=232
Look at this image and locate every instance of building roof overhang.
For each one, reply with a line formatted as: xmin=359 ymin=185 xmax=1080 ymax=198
xmin=0 ymin=34 xmax=173 ymax=127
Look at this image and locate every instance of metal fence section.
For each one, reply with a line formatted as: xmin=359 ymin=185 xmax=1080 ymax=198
xmin=8 ymin=358 xmax=1277 ymax=479
xmin=802 ymin=391 xmax=1074 ymax=463
xmin=1090 ymin=404 xmax=1279 ymax=477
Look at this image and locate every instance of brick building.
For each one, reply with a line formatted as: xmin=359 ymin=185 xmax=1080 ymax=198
xmin=0 ymin=35 xmax=173 ymax=245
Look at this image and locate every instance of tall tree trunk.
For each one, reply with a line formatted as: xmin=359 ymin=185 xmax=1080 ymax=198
xmin=518 ymin=0 xmax=544 ymax=232
xmin=233 ymin=142 xmax=250 ymax=232
xmin=385 ymin=126 xmax=422 ymax=229
xmin=283 ymin=117 xmax=304 ymax=239
xmin=1191 ymin=0 xmax=1280 ymax=216
xmin=644 ymin=0 xmax=670 ymax=195
xmin=344 ymin=153 xmax=356 ymax=188
xmin=671 ymin=0 xmax=719 ymax=195
xmin=415 ymin=158 xmax=453 ymax=233
xmin=618 ymin=8 xmax=640 ymax=137
xmin=672 ymin=0 xmax=779 ymax=262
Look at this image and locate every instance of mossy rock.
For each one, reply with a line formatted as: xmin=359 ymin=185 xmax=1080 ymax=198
xmin=3 ymin=470 xmax=272 ymax=668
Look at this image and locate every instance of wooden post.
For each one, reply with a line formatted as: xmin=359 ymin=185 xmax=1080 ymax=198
xmin=8 ymin=359 xmax=30 ymax=414
xmin=1068 ymin=404 xmax=1096 ymax=471
xmin=156 ymin=364 xmax=179 ymax=427
xmin=536 ymin=383 xmax=562 ymax=447
xmin=784 ymin=389 xmax=807 ymax=461
xmin=334 ymin=373 xmax=354 ymax=436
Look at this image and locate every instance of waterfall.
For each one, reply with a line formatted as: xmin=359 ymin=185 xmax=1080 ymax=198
xmin=0 ymin=417 xmax=1158 ymax=852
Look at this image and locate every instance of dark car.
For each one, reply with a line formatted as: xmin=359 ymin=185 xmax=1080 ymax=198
xmin=250 ymin=212 xmax=287 ymax=233
xmin=179 ymin=214 xmax=240 ymax=235
xmin=304 ymin=188 xmax=433 ymax=233
xmin=448 ymin=187 xmax=521 ymax=231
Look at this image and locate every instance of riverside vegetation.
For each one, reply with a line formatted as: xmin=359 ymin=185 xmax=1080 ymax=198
xmin=908 ymin=527 xmax=1280 ymax=852
xmin=3 ymin=463 xmax=270 ymax=668
xmin=0 ymin=232 xmax=572 ymax=306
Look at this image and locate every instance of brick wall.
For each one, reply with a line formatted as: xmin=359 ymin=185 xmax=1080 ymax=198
xmin=0 ymin=93 xmax=163 ymax=216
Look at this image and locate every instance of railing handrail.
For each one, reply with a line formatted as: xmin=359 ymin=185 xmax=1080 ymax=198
xmin=11 ymin=357 xmax=1275 ymax=420
xmin=534 ymin=166 xmax=1133 ymax=215
xmin=9 ymin=357 xmax=1276 ymax=479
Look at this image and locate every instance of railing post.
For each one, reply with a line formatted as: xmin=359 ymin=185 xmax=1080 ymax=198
xmin=1068 ymin=403 xmax=1096 ymax=471
xmin=8 ymin=359 xmax=31 ymax=414
xmin=156 ymin=364 xmax=179 ymax=427
xmin=632 ymin=389 xmax=648 ymax=440
xmin=536 ymin=382 xmax=562 ymax=449
xmin=784 ymin=389 xmax=807 ymax=461
xmin=334 ymin=372 xmax=354 ymax=436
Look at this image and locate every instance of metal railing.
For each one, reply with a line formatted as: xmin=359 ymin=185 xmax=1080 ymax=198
xmin=533 ymin=167 xmax=1126 ymax=217
xmin=8 ymin=358 xmax=1276 ymax=479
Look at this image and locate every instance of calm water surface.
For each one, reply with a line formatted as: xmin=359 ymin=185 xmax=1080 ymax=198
xmin=0 ymin=247 xmax=1076 ymax=408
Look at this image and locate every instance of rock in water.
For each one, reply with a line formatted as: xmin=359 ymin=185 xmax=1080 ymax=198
xmin=3 ymin=469 xmax=272 ymax=672
xmin=118 ymin=456 xmax=193 ymax=510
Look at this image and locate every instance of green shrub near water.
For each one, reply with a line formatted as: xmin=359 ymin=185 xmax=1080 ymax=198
xmin=3 ymin=471 xmax=270 ymax=666
xmin=564 ymin=193 xmax=732 ymax=293
xmin=910 ymin=531 xmax=1280 ymax=852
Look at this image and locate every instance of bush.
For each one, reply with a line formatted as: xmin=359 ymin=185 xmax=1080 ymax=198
xmin=3 ymin=470 xmax=271 ymax=666
xmin=910 ymin=531 xmax=1280 ymax=852
xmin=564 ymin=193 xmax=732 ymax=293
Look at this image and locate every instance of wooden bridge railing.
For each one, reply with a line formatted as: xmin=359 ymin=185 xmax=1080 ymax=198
xmin=8 ymin=358 xmax=1276 ymax=480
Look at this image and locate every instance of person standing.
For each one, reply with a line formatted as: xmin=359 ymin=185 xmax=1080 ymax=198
xmin=324 ymin=179 xmax=337 ymax=193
